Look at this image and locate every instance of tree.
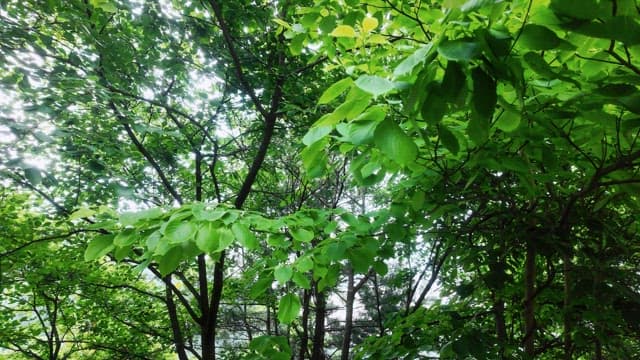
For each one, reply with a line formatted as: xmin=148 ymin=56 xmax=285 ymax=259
xmin=2 ymin=0 xmax=640 ymax=359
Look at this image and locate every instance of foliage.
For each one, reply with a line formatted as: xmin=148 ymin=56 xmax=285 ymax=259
xmin=1 ymin=0 xmax=640 ymax=359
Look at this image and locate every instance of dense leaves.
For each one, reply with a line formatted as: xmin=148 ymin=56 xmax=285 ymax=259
xmin=2 ymin=0 xmax=640 ymax=359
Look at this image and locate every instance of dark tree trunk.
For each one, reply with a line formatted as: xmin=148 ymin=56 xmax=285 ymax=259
xmin=341 ymin=268 xmax=355 ymax=360
xmin=563 ymin=252 xmax=573 ymax=360
xmin=523 ymin=241 xmax=536 ymax=358
xmin=311 ymin=285 xmax=326 ymax=360
xmin=299 ymin=289 xmax=311 ymax=359
xmin=493 ymin=294 xmax=507 ymax=359
xmin=165 ymin=277 xmax=189 ymax=360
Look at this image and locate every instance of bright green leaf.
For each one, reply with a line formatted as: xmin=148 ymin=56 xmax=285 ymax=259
xmin=232 ymin=223 xmax=258 ymax=250
xmin=113 ymin=228 xmax=137 ymax=247
xmin=373 ymin=119 xmax=418 ymax=166
xmin=355 ymin=75 xmax=396 ymax=98
xmin=290 ymin=228 xmax=314 ymax=242
xmin=278 ymin=294 xmax=301 ymax=324
xmin=393 ymin=44 xmax=434 ymax=78
xmin=318 ymin=77 xmax=353 ymax=104
xmin=70 ymin=207 xmax=96 ymax=221
xmin=274 ymin=265 xmax=293 ymax=284
xmin=330 ymin=25 xmax=356 ymax=37
xmin=165 ymin=221 xmax=197 ymax=244
xmin=84 ymin=234 xmax=115 ymax=261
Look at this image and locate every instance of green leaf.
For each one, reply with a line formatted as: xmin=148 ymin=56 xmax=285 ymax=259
xmin=159 ymin=246 xmax=182 ymax=276
xmin=90 ymin=0 xmax=117 ymax=13
xmin=274 ymin=265 xmax=293 ymax=284
xmin=318 ymin=78 xmax=353 ymax=104
xmin=120 ymin=208 xmax=163 ymax=226
xmin=296 ymin=256 xmax=314 ymax=272
xmin=69 ymin=207 xmax=96 ymax=221
xmin=373 ymin=260 xmax=388 ymax=276
xmin=467 ymin=113 xmax=489 ymax=145
xmin=437 ymin=39 xmax=480 ymax=61
xmin=292 ymin=272 xmax=311 ymax=289
xmin=336 ymin=120 xmax=380 ymax=145
xmin=421 ymin=86 xmax=448 ymax=125
xmin=232 ymin=223 xmax=258 ymax=250
xmin=165 ymin=221 xmax=197 ymax=244
xmin=216 ymin=227 xmax=235 ymax=251
xmin=438 ymin=126 xmax=460 ymax=155
xmin=330 ymin=25 xmax=356 ymax=37
xmin=460 ymin=0 xmax=495 ymax=12
xmin=84 ymin=234 xmax=115 ymax=261
xmin=250 ymin=275 xmax=273 ymax=299
xmin=301 ymin=138 xmax=328 ymax=178
xmin=373 ymin=119 xmax=418 ymax=166
xmin=393 ymin=44 xmax=434 ymax=77
xmin=495 ymin=110 xmax=521 ymax=132
xmin=471 ymin=67 xmax=497 ymax=120
xmin=441 ymin=61 xmax=466 ymax=102
xmin=355 ymin=75 xmax=396 ymax=98
xmin=278 ymin=294 xmax=301 ymax=324
xmin=195 ymin=222 xmax=219 ymax=253
xmin=518 ymin=24 xmax=562 ymax=50
xmin=290 ymin=228 xmax=314 ymax=242
xmin=550 ymin=0 xmax=610 ymax=20
xmin=574 ymin=16 xmax=640 ymax=46
xmin=113 ymin=228 xmax=137 ymax=247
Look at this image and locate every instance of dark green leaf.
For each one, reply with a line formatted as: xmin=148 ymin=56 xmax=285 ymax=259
xmin=437 ymin=39 xmax=480 ymax=61
xmin=438 ymin=126 xmax=460 ymax=155
xmin=519 ymin=24 xmax=562 ymax=50
xmin=471 ymin=67 xmax=497 ymax=120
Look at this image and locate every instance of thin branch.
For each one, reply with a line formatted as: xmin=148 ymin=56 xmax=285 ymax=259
xmin=0 ymin=229 xmax=98 ymax=259
xmin=110 ymin=102 xmax=183 ymax=204
xmin=206 ymin=0 xmax=268 ymax=118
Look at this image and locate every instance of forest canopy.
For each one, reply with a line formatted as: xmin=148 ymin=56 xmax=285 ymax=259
xmin=1 ymin=0 xmax=640 ymax=359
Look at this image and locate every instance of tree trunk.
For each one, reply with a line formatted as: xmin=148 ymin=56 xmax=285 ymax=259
xmin=523 ymin=241 xmax=536 ymax=358
xmin=493 ymin=294 xmax=507 ymax=359
xmin=165 ymin=276 xmax=189 ymax=360
xmin=341 ymin=268 xmax=355 ymax=360
xmin=311 ymin=285 xmax=326 ymax=360
xmin=373 ymin=274 xmax=384 ymax=336
xmin=299 ymin=289 xmax=311 ymax=359
xmin=563 ymin=251 xmax=572 ymax=360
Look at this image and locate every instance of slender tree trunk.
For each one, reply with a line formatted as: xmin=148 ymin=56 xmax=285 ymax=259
xmin=563 ymin=251 xmax=573 ymax=360
xmin=341 ymin=267 xmax=355 ymax=360
xmin=299 ymin=289 xmax=311 ymax=360
xmin=311 ymin=285 xmax=326 ymax=360
xmin=266 ymin=303 xmax=271 ymax=335
xmin=373 ymin=274 xmax=384 ymax=336
xmin=523 ymin=241 xmax=536 ymax=358
xmin=165 ymin=276 xmax=189 ymax=360
xmin=493 ymin=293 xmax=507 ymax=359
